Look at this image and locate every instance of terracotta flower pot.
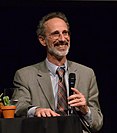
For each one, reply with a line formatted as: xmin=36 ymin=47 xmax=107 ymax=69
xmin=0 ymin=108 xmax=2 ymax=117
xmin=1 ymin=105 xmax=16 ymax=118
xmin=0 ymin=102 xmax=3 ymax=118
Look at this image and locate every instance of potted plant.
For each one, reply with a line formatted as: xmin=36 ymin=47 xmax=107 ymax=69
xmin=1 ymin=95 xmax=16 ymax=118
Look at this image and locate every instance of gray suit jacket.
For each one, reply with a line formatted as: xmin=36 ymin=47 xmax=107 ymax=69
xmin=12 ymin=60 xmax=103 ymax=132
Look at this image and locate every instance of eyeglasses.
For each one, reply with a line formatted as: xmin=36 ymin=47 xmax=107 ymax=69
xmin=48 ymin=30 xmax=70 ymax=40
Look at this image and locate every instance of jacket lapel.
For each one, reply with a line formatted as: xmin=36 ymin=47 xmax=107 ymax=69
xmin=36 ymin=61 xmax=55 ymax=110
xmin=67 ymin=61 xmax=80 ymax=89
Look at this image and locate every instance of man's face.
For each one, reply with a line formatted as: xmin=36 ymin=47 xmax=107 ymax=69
xmin=44 ymin=18 xmax=70 ymax=58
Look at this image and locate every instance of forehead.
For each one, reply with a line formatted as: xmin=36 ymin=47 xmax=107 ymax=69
xmin=44 ymin=18 xmax=68 ymax=32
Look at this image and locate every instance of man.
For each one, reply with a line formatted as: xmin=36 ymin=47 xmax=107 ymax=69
xmin=12 ymin=12 xmax=103 ymax=132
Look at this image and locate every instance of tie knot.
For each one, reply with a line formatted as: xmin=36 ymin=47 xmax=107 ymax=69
xmin=56 ymin=67 xmax=65 ymax=81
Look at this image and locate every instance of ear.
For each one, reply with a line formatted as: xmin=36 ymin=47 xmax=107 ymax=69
xmin=38 ymin=35 xmax=47 ymax=46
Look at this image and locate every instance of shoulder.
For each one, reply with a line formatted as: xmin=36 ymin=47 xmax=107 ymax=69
xmin=15 ymin=61 xmax=45 ymax=76
xmin=68 ymin=60 xmax=93 ymax=71
xmin=16 ymin=64 xmax=38 ymax=73
xmin=68 ymin=60 xmax=95 ymax=75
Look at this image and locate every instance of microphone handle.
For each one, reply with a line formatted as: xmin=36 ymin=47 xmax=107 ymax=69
xmin=68 ymin=73 xmax=76 ymax=115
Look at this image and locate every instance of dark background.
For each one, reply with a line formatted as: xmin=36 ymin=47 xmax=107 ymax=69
xmin=0 ymin=1 xmax=117 ymax=133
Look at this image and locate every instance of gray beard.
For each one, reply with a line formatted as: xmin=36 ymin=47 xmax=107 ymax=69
xmin=47 ymin=46 xmax=70 ymax=59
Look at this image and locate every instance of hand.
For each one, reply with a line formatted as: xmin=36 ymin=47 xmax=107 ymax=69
xmin=68 ymin=88 xmax=89 ymax=115
xmin=35 ymin=108 xmax=60 ymax=117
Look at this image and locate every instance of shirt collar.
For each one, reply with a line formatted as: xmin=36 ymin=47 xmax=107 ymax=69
xmin=46 ymin=58 xmax=67 ymax=76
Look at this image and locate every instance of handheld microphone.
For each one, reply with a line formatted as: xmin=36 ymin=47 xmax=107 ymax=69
xmin=69 ymin=73 xmax=76 ymax=96
xmin=69 ymin=73 xmax=92 ymax=133
xmin=68 ymin=73 xmax=76 ymax=115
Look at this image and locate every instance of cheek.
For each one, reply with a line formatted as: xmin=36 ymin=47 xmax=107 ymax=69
xmin=65 ymin=36 xmax=70 ymax=43
xmin=67 ymin=36 xmax=70 ymax=41
xmin=46 ymin=39 xmax=55 ymax=47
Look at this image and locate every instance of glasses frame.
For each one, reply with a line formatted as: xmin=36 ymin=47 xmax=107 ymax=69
xmin=47 ymin=30 xmax=70 ymax=40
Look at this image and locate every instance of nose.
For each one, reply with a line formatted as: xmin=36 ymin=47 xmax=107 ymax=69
xmin=58 ymin=33 xmax=66 ymax=41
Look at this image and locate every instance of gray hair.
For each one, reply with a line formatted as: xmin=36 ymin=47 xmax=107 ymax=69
xmin=36 ymin=12 xmax=70 ymax=37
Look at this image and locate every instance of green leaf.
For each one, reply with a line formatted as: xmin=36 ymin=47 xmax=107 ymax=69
xmin=3 ymin=96 xmax=11 ymax=106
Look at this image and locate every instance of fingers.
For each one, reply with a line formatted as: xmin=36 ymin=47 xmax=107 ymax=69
xmin=68 ymin=88 xmax=86 ymax=107
xmin=68 ymin=88 xmax=82 ymax=101
xmin=68 ymin=97 xmax=85 ymax=107
xmin=68 ymin=93 xmax=81 ymax=100
xmin=71 ymin=87 xmax=81 ymax=94
xmin=35 ymin=108 xmax=60 ymax=117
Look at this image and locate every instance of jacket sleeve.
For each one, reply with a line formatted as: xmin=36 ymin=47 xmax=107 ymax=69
xmin=88 ymin=70 xmax=103 ymax=132
xmin=11 ymin=70 xmax=32 ymax=117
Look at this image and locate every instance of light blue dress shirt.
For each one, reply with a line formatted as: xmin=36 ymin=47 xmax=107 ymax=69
xmin=45 ymin=58 xmax=69 ymax=110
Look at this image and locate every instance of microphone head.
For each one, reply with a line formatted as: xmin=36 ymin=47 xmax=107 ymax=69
xmin=69 ymin=73 xmax=76 ymax=96
xmin=69 ymin=73 xmax=76 ymax=88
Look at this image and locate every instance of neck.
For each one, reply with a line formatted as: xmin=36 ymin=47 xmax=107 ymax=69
xmin=47 ymin=54 xmax=67 ymax=66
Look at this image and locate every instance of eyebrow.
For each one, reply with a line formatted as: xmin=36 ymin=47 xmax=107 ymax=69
xmin=51 ymin=30 xmax=69 ymax=34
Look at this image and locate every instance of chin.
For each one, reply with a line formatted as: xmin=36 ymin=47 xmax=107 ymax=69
xmin=54 ymin=50 xmax=69 ymax=58
xmin=48 ymin=47 xmax=69 ymax=58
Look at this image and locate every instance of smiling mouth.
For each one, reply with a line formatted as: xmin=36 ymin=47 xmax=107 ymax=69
xmin=54 ymin=41 xmax=68 ymax=47
xmin=56 ymin=45 xmax=68 ymax=51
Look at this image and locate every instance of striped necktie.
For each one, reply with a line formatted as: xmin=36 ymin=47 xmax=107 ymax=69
xmin=56 ymin=67 xmax=68 ymax=115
